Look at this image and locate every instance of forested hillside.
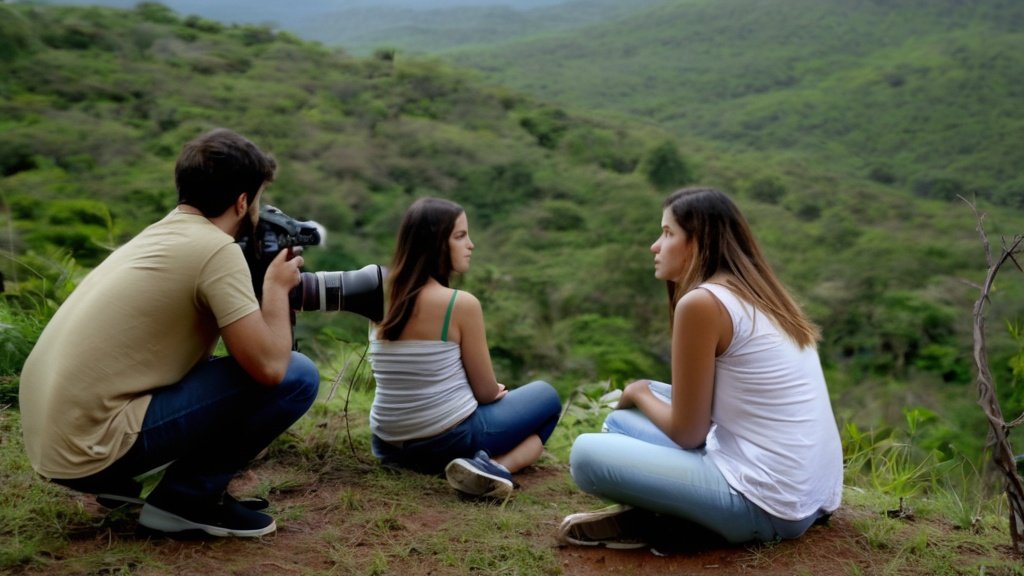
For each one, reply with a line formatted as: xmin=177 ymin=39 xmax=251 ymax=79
xmin=2 ymin=2 xmax=1024 ymax=462
xmin=434 ymin=0 xmax=1024 ymax=455
xmin=446 ymin=0 xmax=1024 ymax=207
xmin=0 ymin=2 xmax=685 ymax=395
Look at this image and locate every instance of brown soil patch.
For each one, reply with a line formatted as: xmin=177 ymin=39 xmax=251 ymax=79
xmin=9 ymin=459 xmax=1017 ymax=576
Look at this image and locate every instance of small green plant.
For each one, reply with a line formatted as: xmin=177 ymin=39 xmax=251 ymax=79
xmin=548 ymin=378 xmax=620 ymax=458
xmin=0 ymin=248 xmax=84 ymax=405
xmin=931 ymin=455 xmax=990 ymax=531
xmin=1005 ymin=320 xmax=1024 ymax=418
xmin=842 ymin=407 xmax=942 ymax=499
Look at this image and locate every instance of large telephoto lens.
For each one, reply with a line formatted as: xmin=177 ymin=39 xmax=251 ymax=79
xmin=290 ymin=264 xmax=384 ymax=322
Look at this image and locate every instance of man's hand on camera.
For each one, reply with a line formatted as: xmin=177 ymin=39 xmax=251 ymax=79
xmin=264 ymin=247 xmax=304 ymax=295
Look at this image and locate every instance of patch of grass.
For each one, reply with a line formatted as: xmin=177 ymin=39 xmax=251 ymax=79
xmin=0 ymin=406 xmax=98 ymax=572
xmin=3 ymin=379 xmax=1023 ymax=575
xmin=43 ymin=542 xmax=162 ymax=576
xmin=841 ymin=486 xmax=1023 ymax=576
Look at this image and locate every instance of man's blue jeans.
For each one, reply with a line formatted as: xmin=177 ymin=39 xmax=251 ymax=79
xmin=372 ymin=380 xmax=562 ymax=475
xmin=55 ymin=352 xmax=319 ymax=502
xmin=569 ymin=381 xmax=824 ymax=544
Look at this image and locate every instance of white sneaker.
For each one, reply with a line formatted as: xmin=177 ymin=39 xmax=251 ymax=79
xmin=558 ymin=505 xmax=648 ymax=549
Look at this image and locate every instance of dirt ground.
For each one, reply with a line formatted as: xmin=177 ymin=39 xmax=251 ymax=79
xmin=11 ymin=461 xmax=910 ymax=576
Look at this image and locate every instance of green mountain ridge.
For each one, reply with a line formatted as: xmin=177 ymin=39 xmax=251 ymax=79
xmin=439 ymin=0 xmax=1024 ymax=204
xmin=297 ymin=0 xmax=665 ymax=54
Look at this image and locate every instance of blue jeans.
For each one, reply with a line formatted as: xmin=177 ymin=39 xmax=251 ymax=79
xmin=372 ymin=380 xmax=562 ymax=475
xmin=54 ymin=352 xmax=319 ymax=502
xmin=569 ymin=381 xmax=824 ymax=544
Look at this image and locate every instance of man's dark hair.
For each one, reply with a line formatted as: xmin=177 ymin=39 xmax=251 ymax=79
xmin=175 ymin=128 xmax=277 ymax=217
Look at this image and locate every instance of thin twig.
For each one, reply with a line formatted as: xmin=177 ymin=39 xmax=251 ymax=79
xmin=343 ymin=340 xmax=370 ymax=461
xmin=324 ymin=358 xmax=351 ymax=405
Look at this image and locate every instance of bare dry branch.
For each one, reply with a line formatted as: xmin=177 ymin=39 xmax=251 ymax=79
xmin=966 ymin=198 xmax=1024 ymax=555
xmin=1009 ymin=413 xmax=1024 ymax=429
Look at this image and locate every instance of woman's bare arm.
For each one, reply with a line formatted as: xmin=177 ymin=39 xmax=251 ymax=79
xmin=456 ymin=292 xmax=506 ymax=403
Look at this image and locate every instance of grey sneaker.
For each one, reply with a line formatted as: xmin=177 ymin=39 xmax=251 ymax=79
xmin=139 ymin=492 xmax=276 ymax=538
xmin=558 ymin=505 xmax=648 ymax=549
xmin=444 ymin=450 xmax=514 ymax=499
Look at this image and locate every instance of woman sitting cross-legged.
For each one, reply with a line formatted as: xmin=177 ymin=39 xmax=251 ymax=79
xmin=561 ymin=187 xmax=843 ymax=549
xmin=367 ymin=197 xmax=562 ymax=499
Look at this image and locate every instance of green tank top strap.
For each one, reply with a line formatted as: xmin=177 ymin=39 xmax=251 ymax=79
xmin=440 ymin=289 xmax=459 ymax=341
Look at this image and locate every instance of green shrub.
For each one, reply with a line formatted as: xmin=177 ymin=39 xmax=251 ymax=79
xmin=912 ymin=177 xmax=966 ymax=201
xmin=561 ymin=127 xmax=639 ymax=174
xmin=642 ymin=140 xmax=694 ymax=191
xmin=868 ymin=165 xmax=898 ymax=184
xmin=746 ymin=175 xmax=787 ymax=204
xmin=518 ymin=108 xmax=569 ymax=149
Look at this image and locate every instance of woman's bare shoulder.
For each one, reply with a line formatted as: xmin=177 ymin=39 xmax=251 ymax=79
xmin=675 ymin=286 xmax=729 ymax=324
xmin=678 ymin=285 xmax=720 ymax=307
xmin=418 ymin=282 xmax=457 ymax=305
xmin=418 ymin=284 xmax=481 ymax=318
xmin=452 ymin=288 xmax=480 ymax=307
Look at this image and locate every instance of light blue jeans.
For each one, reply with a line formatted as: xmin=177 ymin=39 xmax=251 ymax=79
xmin=569 ymin=381 xmax=824 ymax=544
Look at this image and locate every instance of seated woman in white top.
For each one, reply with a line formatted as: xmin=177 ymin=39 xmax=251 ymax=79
xmin=368 ymin=197 xmax=562 ymax=499
xmin=560 ymin=187 xmax=843 ymax=549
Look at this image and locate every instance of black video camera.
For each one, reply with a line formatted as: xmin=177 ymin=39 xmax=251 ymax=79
xmin=238 ymin=205 xmax=384 ymax=323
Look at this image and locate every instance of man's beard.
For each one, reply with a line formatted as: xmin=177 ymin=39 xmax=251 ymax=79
xmin=236 ymin=212 xmax=257 ymax=244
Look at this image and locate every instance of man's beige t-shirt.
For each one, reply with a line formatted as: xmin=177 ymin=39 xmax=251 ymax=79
xmin=19 ymin=209 xmax=260 ymax=479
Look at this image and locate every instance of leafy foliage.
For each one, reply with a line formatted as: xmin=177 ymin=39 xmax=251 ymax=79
xmin=0 ymin=247 xmax=82 ymax=405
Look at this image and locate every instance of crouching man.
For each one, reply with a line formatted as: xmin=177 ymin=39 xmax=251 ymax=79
xmin=19 ymin=128 xmax=319 ymax=538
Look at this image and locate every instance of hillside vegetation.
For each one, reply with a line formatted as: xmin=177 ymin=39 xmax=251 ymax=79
xmin=0 ymin=1 xmax=687 ymax=394
xmin=2 ymin=1 xmax=1024 ymax=467
xmin=444 ymin=0 xmax=1024 ymax=209
xmin=432 ymin=0 xmax=1024 ymax=456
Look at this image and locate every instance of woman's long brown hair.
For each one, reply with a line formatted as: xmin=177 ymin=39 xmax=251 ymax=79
xmin=663 ymin=187 xmax=820 ymax=348
xmin=377 ymin=197 xmax=464 ymax=341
